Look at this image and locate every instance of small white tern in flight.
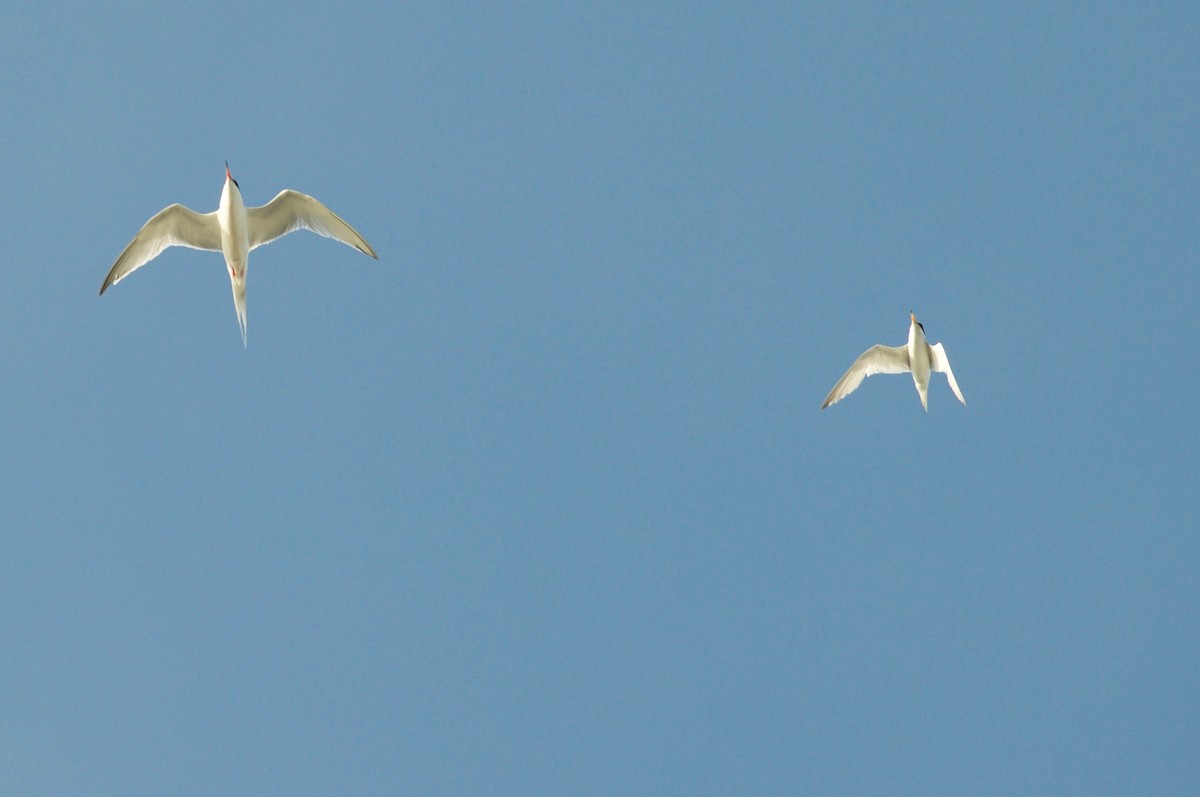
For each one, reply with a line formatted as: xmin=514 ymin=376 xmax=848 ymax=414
xmin=100 ymin=162 xmax=378 ymax=347
xmin=822 ymin=311 xmax=966 ymax=411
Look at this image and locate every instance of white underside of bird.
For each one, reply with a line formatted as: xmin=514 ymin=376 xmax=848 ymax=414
xmin=100 ymin=163 xmax=378 ymax=347
xmin=821 ymin=311 xmax=966 ymax=411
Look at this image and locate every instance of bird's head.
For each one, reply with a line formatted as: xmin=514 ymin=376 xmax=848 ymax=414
xmin=909 ymin=310 xmax=924 ymax=336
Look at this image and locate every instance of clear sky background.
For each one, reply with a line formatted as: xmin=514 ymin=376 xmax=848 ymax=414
xmin=1 ymin=3 xmax=1196 ymax=795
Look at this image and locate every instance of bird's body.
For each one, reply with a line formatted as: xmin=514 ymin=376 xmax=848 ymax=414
xmin=821 ymin=311 xmax=965 ymax=411
xmin=100 ymin=163 xmax=378 ymax=346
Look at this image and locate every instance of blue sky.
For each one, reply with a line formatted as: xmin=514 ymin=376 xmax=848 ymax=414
xmin=1 ymin=2 xmax=1197 ymax=794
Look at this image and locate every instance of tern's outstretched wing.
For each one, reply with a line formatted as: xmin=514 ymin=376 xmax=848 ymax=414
xmin=246 ymin=190 xmax=377 ymax=259
xmin=821 ymin=344 xmax=910 ymax=409
xmin=929 ymin=342 xmax=966 ymax=405
xmin=100 ymin=205 xmax=221 ymax=295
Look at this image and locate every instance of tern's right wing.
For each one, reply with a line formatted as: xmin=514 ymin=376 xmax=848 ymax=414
xmin=821 ymin=344 xmax=910 ymax=409
xmin=99 ymin=205 xmax=221 ymax=295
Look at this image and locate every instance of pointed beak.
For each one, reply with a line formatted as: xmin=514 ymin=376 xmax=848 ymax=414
xmin=910 ymin=310 xmax=917 ymax=325
xmin=225 ymin=160 xmax=231 ymax=181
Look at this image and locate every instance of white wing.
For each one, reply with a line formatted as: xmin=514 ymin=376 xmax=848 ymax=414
xmin=99 ymin=205 xmax=221 ymax=295
xmin=821 ymin=344 xmax=910 ymax=409
xmin=246 ymin=190 xmax=378 ymax=258
xmin=929 ymin=342 xmax=966 ymax=405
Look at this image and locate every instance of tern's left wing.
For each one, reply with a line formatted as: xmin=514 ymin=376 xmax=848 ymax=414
xmin=930 ymin=342 xmax=966 ymax=405
xmin=247 ymin=190 xmax=378 ymax=259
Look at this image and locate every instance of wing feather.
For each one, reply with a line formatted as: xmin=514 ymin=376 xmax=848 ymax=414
xmin=99 ymin=205 xmax=221 ymax=295
xmin=821 ymin=344 xmax=910 ymax=409
xmin=929 ymin=342 xmax=966 ymax=405
xmin=246 ymin=190 xmax=377 ymax=259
